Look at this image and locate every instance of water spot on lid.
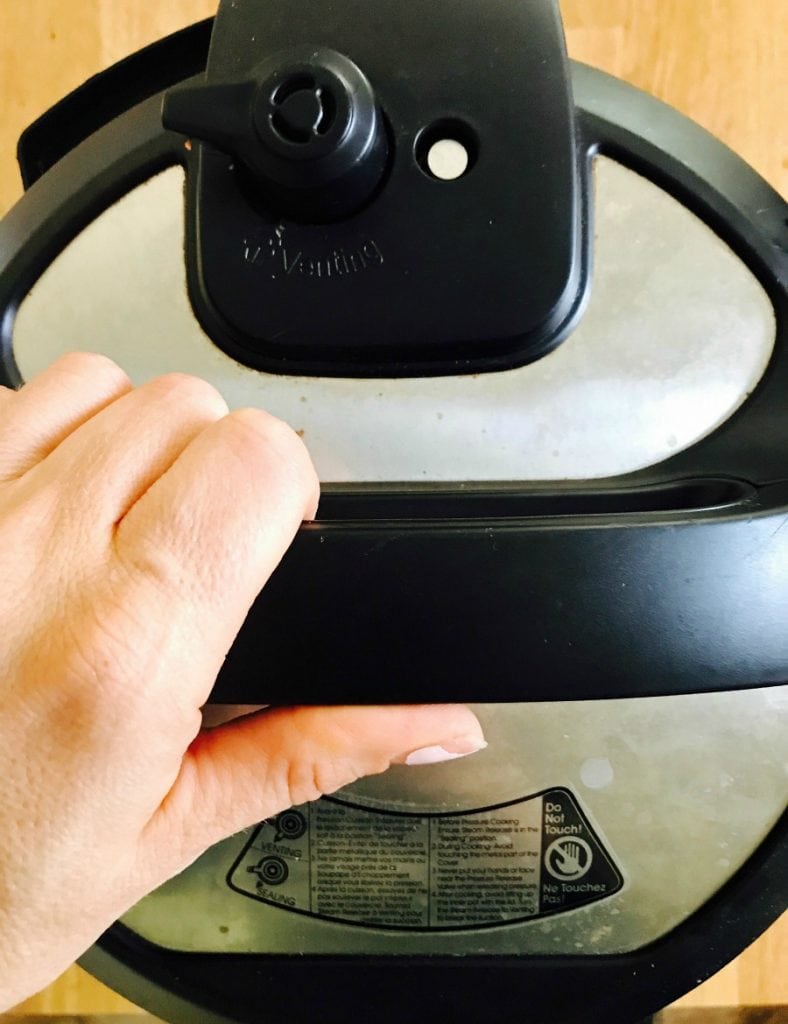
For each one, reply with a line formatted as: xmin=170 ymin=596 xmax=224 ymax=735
xmin=667 ymin=434 xmax=678 ymax=448
xmin=581 ymin=757 xmax=614 ymax=789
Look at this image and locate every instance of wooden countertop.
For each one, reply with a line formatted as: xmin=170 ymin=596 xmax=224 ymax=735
xmin=1 ymin=1009 xmax=787 ymax=1024
xmin=1 ymin=0 xmax=786 ymax=1017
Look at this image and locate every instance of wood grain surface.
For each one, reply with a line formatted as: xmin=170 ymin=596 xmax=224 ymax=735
xmin=1 ymin=0 xmax=786 ymax=1016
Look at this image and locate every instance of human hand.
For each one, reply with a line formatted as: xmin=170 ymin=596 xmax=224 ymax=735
xmin=0 ymin=353 xmax=485 ymax=1008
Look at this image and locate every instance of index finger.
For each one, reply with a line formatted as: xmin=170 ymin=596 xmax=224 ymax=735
xmin=113 ymin=407 xmax=319 ymax=703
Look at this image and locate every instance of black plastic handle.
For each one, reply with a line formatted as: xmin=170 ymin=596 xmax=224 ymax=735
xmin=212 ymin=481 xmax=788 ymax=703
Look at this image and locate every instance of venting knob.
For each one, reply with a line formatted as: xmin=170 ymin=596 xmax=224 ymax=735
xmin=163 ymin=46 xmax=390 ymax=222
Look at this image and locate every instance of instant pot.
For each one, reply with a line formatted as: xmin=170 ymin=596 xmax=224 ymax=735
xmin=0 ymin=2 xmax=786 ymax=1022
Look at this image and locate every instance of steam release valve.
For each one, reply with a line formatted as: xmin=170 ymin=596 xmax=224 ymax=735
xmin=163 ymin=47 xmax=389 ymax=222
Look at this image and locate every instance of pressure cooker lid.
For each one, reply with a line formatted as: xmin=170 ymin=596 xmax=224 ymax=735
xmin=0 ymin=1 xmax=786 ymax=1022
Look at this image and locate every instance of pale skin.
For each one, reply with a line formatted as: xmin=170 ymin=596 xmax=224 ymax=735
xmin=0 ymin=353 xmax=485 ymax=1008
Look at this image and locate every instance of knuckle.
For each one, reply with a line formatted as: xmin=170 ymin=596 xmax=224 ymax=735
xmin=227 ymin=407 xmax=297 ymax=446
xmin=284 ymin=756 xmax=355 ymax=806
xmin=146 ymin=372 xmax=228 ymax=418
xmin=225 ymin=408 xmax=319 ymax=490
xmin=53 ymin=351 xmax=132 ymax=390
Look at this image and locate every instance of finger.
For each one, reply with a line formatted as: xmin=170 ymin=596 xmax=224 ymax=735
xmin=25 ymin=372 xmax=229 ymax=526
xmin=113 ymin=408 xmax=319 ymax=701
xmin=0 ymin=352 xmax=133 ymax=481
xmin=143 ymin=704 xmax=487 ymax=866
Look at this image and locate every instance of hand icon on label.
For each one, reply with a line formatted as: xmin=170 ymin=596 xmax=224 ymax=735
xmin=555 ymin=841 xmax=583 ymax=875
xmin=545 ymin=836 xmax=594 ymax=881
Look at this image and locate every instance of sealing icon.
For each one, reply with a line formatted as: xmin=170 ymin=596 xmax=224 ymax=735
xmin=249 ymin=856 xmax=290 ymax=886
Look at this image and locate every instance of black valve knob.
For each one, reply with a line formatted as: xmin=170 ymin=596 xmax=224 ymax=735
xmin=163 ymin=47 xmax=390 ymax=222
xmin=272 ymin=87 xmax=326 ymax=144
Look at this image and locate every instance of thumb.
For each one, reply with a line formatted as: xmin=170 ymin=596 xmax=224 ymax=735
xmin=142 ymin=704 xmax=486 ymax=875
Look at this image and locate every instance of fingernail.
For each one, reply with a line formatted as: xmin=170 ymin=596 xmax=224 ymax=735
xmin=393 ymin=737 xmax=488 ymax=767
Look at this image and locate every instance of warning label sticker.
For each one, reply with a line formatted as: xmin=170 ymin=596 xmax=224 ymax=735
xmin=227 ymin=788 xmax=623 ymax=930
